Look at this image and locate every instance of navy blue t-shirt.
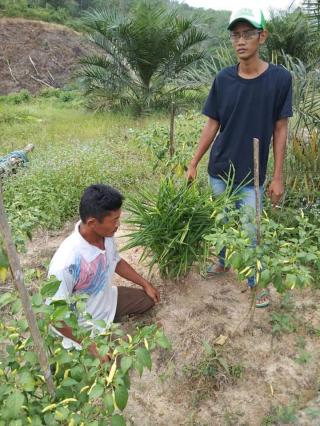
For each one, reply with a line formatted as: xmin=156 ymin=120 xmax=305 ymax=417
xmin=203 ymin=63 xmax=293 ymax=185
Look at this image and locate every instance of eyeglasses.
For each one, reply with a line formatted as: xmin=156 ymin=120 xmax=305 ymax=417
xmin=230 ymin=29 xmax=262 ymax=42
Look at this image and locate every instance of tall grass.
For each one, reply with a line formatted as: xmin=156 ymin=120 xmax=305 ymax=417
xmin=123 ymin=178 xmax=237 ymax=280
xmin=0 ymin=97 xmax=160 ymax=247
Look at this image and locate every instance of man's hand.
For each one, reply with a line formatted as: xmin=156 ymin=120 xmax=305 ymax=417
xmin=143 ymin=282 xmax=160 ymax=304
xmin=186 ymin=163 xmax=197 ymax=181
xmin=268 ymin=178 xmax=284 ymax=206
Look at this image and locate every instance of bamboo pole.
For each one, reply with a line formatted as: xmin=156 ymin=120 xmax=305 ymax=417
xmin=169 ymin=101 xmax=175 ymax=159
xmin=0 ymin=185 xmax=55 ymax=398
xmin=253 ymin=138 xmax=261 ymax=245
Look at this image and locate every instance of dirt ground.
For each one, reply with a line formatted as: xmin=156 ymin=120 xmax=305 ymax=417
xmin=0 ymin=18 xmax=94 ymax=94
xmin=21 ymin=221 xmax=320 ymax=426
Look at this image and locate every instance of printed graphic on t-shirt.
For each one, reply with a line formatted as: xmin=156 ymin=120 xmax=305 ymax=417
xmin=68 ymin=253 xmax=108 ymax=296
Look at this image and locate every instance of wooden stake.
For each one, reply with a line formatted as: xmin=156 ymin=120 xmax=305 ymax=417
xmin=0 ymin=186 xmax=55 ymax=398
xmin=169 ymin=101 xmax=175 ymax=159
xmin=253 ymin=138 xmax=261 ymax=245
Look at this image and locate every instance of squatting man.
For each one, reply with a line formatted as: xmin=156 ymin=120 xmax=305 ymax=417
xmin=48 ymin=184 xmax=160 ymax=361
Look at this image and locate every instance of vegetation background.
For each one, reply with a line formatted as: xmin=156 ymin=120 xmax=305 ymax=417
xmin=0 ymin=0 xmax=319 ymax=425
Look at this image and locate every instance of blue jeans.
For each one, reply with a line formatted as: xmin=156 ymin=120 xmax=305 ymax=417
xmin=209 ymin=176 xmax=264 ymax=287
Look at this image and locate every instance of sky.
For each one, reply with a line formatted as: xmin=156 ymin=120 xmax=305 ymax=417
xmin=178 ymin=0 xmax=302 ymax=17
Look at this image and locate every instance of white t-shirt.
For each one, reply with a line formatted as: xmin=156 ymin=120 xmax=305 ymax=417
xmin=48 ymin=221 xmax=120 ymax=347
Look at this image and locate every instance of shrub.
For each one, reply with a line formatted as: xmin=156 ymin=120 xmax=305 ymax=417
xmin=6 ymin=89 xmax=31 ymax=105
xmin=205 ymin=209 xmax=320 ymax=293
xmin=0 ymin=279 xmax=170 ymax=425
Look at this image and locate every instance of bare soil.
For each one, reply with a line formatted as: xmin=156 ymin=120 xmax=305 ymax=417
xmin=0 ymin=18 xmax=93 ymax=94
xmin=22 ymin=221 xmax=320 ymax=426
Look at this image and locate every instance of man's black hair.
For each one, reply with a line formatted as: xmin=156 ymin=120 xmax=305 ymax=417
xmin=79 ymin=184 xmax=124 ymax=223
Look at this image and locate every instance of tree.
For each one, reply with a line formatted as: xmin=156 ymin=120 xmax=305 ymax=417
xmin=266 ymin=8 xmax=319 ymax=65
xmin=303 ymin=0 xmax=320 ymax=31
xmin=79 ymin=1 xmax=208 ymax=112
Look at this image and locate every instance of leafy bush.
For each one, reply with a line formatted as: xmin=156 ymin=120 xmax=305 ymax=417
xmin=5 ymin=89 xmax=31 ymax=105
xmin=123 ymin=178 xmax=237 ymax=280
xmin=0 ymin=279 xmax=170 ymax=425
xmin=205 ymin=209 xmax=320 ymax=293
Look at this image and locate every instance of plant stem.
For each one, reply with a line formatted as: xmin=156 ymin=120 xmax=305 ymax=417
xmin=253 ymin=138 xmax=261 ymax=245
xmin=169 ymin=101 xmax=175 ymax=159
xmin=0 ymin=185 xmax=56 ymax=398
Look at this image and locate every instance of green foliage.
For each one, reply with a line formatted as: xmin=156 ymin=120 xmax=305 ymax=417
xmin=4 ymin=89 xmax=31 ymax=105
xmin=0 ymin=0 xmax=71 ymax=24
xmin=0 ymin=0 xmax=230 ymax=41
xmin=129 ymin=111 xmax=206 ymax=175
xmin=175 ymin=43 xmax=236 ymax=90
xmin=0 ymin=279 xmax=170 ymax=425
xmin=123 ymin=177 xmax=238 ymax=280
xmin=205 ymin=209 xmax=320 ymax=293
xmin=80 ymin=2 xmax=208 ymax=113
xmin=303 ymin=0 xmax=320 ymax=35
xmin=37 ymin=88 xmax=84 ymax=106
xmin=266 ymin=9 xmax=320 ymax=65
xmin=281 ymin=54 xmax=320 ymax=209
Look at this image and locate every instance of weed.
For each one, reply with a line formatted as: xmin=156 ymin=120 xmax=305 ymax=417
xmin=294 ymin=337 xmax=312 ymax=364
xmin=271 ymin=312 xmax=297 ymax=335
xmin=262 ymin=404 xmax=298 ymax=425
xmin=305 ymin=407 xmax=320 ymax=419
xmin=229 ymin=364 xmax=245 ymax=379
xmin=223 ymin=409 xmax=246 ymax=426
xmin=296 ymin=350 xmax=312 ymax=365
xmin=279 ymin=292 xmax=295 ymax=311
xmin=183 ymin=343 xmax=243 ymax=395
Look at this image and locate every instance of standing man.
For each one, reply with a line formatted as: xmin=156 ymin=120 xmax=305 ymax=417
xmin=187 ymin=7 xmax=292 ymax=307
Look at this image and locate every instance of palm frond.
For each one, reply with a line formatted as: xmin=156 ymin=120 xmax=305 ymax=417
xmin=79 ymin=3 xmax=209 ymax=112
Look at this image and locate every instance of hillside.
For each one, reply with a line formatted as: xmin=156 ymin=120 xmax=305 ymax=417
xmin=0 ymin=18 xmax=93 ymax=95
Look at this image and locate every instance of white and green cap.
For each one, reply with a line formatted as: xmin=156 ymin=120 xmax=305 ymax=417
xmin=228 ymin=7 xmax=266 ymax=30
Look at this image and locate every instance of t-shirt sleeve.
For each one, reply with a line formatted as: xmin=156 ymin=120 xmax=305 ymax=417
xmin=276 ymin=72 xmax=293 ymax=120
xmin=202 ymin=78 xmax=220 ymax=121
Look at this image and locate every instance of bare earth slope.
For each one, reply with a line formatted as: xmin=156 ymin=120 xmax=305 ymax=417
xmin=22 ymin=223 xmax=320 ymax=426
xmin=0 ymin=18 xmax=93 ymax=94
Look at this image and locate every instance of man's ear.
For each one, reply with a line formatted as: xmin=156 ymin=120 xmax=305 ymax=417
xmin=86 ymin=217 xmax=97 ymax=227
xmin=259 ymin=29 xmax=268 ymax=45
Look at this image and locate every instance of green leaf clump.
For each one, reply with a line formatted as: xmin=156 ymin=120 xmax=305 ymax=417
xmin=124 ymin=177 xmax=237 ymax=280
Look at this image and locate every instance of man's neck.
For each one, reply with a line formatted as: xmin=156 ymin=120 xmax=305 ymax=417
xmin=238 ymin=56 xmax=268 ymax=79
xmin=79 ymin=223 xmax=105 ymax=250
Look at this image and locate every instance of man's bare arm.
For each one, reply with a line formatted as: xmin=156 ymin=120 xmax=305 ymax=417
xmin=115 ymin=258 xmax=160 ymax=303
xmin=186 ymin=117 xmax=220 ymax=180
xmin=54 ymin=322 xmax=108 ymax=361
xmin=268 ymin=118 xmax=289 ymax=205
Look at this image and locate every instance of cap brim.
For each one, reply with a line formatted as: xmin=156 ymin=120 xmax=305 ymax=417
xmin=228 ymin=18 xmax=262 ymax=30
